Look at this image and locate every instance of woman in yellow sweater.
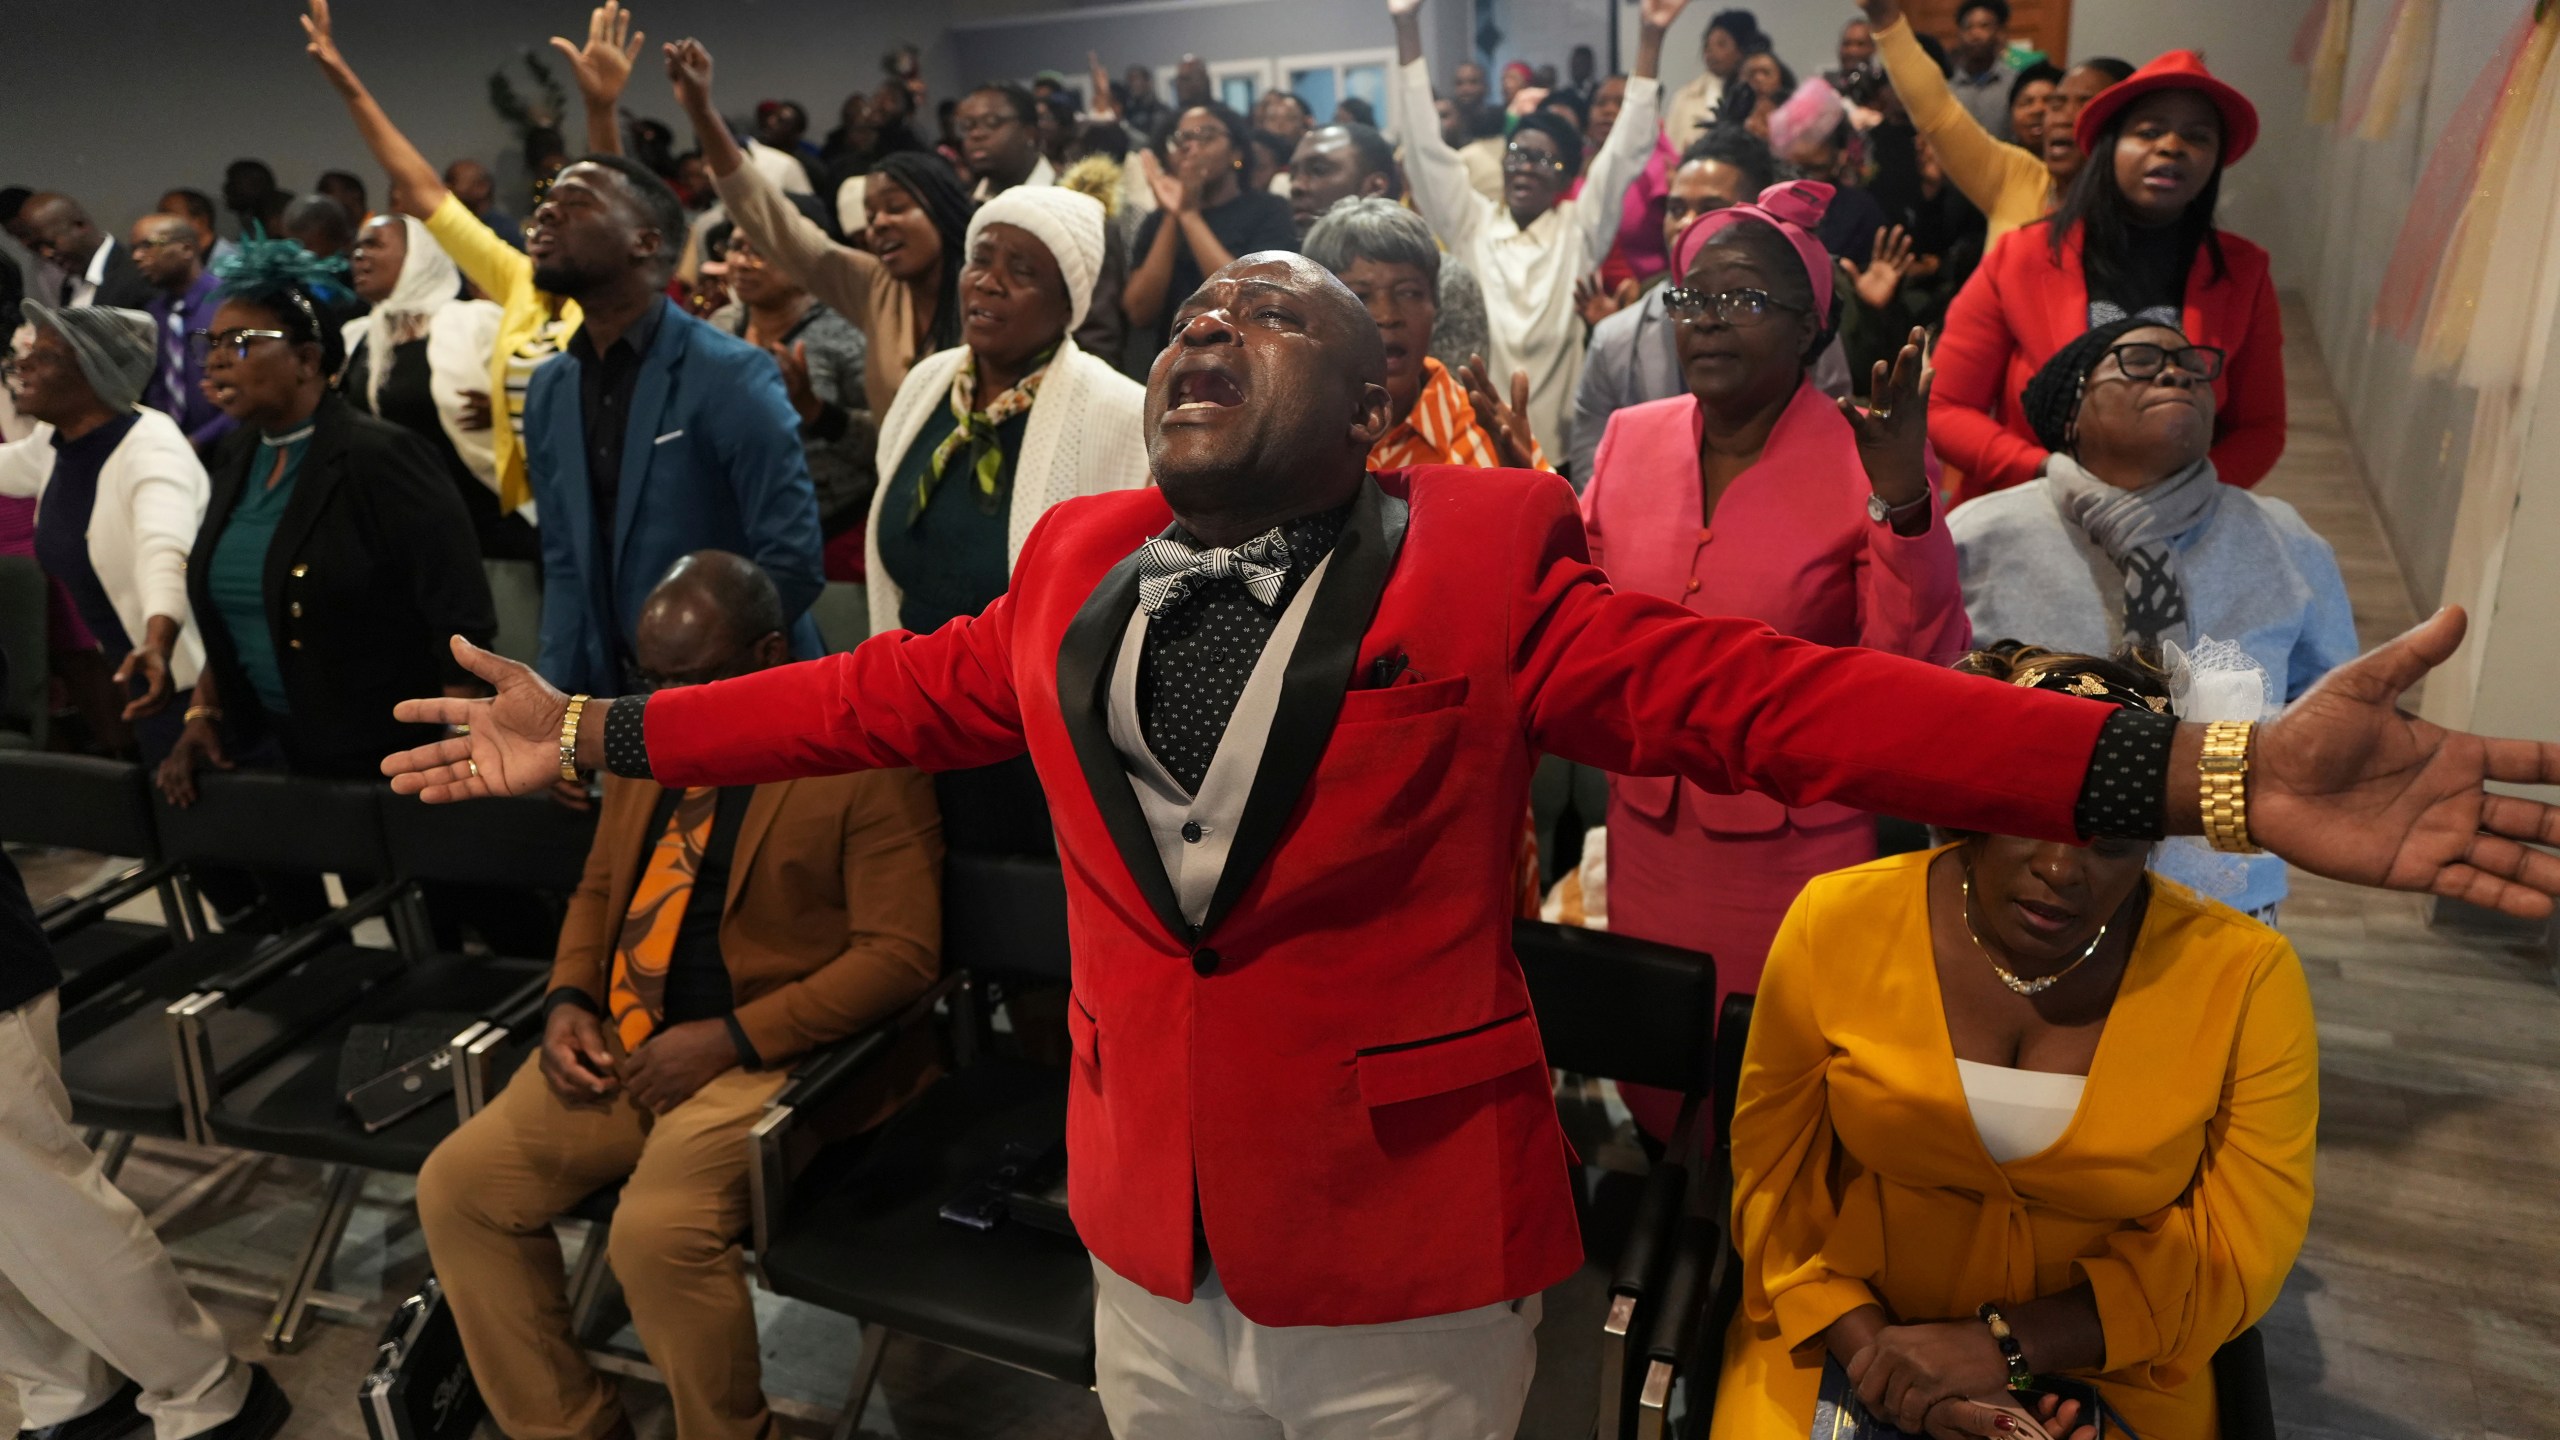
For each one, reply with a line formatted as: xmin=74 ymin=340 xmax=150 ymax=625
xmin=1861 ymin=0 xmax=2134 ymax=242
xmin=1715 ymin=644 xmax=2316 ymax=1439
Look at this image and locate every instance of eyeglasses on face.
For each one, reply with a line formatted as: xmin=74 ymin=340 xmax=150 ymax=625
xmin=189 ymin=328 xmax=291 ymax=364
xmin=1661 ymin=286 xmax=1806 ymax=326
xmin=2101 ymin=341 xmax=2227 ymax=382
xmin=1501 ymin=143 xmax=1569 ymax=175
xmin=1169 ymin=126 xmax=1229 ymax=150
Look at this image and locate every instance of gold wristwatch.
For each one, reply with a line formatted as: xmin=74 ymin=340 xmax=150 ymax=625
xmin=559 ymin=694 xmax=591 ymax=784
xmin=2200 ymin=720 xmax=2261 ymax=854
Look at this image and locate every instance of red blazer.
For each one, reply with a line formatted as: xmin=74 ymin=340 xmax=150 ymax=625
xmin=642 ymin=467 xmax=2113 ymax=1327
xmin=1929 ymin=219 xmax=2286 ymax=502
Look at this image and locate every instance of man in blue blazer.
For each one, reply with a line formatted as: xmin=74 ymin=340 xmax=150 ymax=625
xmin=522 ymin=154 xmax=824 ymax=695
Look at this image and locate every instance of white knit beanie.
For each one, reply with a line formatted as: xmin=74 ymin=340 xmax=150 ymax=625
xmin=965 ymin=186 xmax=1107 ymax=334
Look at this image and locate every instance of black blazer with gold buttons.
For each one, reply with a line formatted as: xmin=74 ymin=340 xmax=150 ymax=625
xmin=188 ymin=393 xmax=496 ymax=777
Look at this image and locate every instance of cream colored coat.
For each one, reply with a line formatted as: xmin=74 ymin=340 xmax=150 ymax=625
xmin=0 ymin=407 xmax=208 ymax=686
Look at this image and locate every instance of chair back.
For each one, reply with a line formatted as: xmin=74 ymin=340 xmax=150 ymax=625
xmin=0 ymin=556 xmax=48 ymax=747
xmin=1713 ymin=991 xmax=1754 ymax=1157
xmin=2213 ymin=1326 xmax=2276 ymax=1439
xmin=383 ymin=791 xmax=599 ymax=893
xmin=0 ymin=753 xmax=158 ymax=858
xmin=943 ymin=851 xmax=1071 ymax=984
xmin=153 ymin=772 xmax=391 ymax=877
xmin=1512 ymin=919 xmax=1715 ymax=1095
xmin=808 ymin=581 xmax=870 ymax=653
xmin=483 ymin=559 xmax=543 ymax=666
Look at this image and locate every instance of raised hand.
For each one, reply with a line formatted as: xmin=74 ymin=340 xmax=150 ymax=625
xmin=1838 ymin=325 xmax=1932 ymax=511
xmin=380 ymin=636 xmax=575 ymax=803
xmin=1575 ymin=272 xmax=1640 ymax=328
xmin=1459 ymin=353 xmax=1542 ymax=470
xmin=1087 ymin=50 xmax=1119 ymax=119
xmin=301 ymin=0 xmax=362 ymax=96
xmin=1638 ymin=0 xmax=1693 ymax=31
xmin=663 ymin=37 xmax=715 ymax=116
xmin=2249 ymin=607 xmax=2560 ymax=917
xmin=1859 ymin=0 xmax=1905 ymax=26
xmin=1386 ymin=0 xmax=1427 ymax=19
xmin=770 ymin=339 xmax=818 ymax=421
xmin=552 ymin=2 xmax=644 ymax=109
xmin=1839 ymin=224 xmax=1916 ymax=311
xmin=1139 ymin=149 xmax=1193 ymax=216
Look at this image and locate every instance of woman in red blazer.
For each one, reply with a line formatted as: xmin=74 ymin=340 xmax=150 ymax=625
xmin=1930 ymin=51 xmax=2284 ymax=502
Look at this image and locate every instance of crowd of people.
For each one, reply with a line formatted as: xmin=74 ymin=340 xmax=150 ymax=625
xmin=9 ymin=1 xmax=2556 ymax=1439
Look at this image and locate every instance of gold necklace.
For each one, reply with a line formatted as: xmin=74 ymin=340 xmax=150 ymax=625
xmin=1960 ymin=864 xmax=2109 ymax=996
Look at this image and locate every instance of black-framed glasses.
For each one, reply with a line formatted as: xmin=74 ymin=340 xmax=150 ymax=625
xmin=189 ymin=328 xmax=290 ymax=364
xmin=1501 ymin=143 xmax=1569 ymax=175
xmin=1168 ymin=126 xmax=1229 ymax=150
xmin=1661 ymin=286 xmax=1806 ymax=326
xmin=2102 ymin=342 xmax=2226 ymax=382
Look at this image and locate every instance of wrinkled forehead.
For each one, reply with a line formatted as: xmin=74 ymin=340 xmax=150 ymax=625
xmin=1175 ymin=254 xmax=1352 ymax=323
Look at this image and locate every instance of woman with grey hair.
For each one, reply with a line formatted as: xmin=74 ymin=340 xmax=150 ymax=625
xmin=0 ymin=301 xmax=209 ymax=760
xmin=1300 ymin=196 xmax=1544 ymax=471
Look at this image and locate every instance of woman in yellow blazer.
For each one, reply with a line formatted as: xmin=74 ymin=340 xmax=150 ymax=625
xmin=1715 ymin=645 xmax=2316 ymax=1439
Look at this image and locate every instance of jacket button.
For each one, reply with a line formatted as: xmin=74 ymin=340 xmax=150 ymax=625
xmin=1192 ymin=948 xmax=1220 ymax=977
xmin=1180 ymin=820 xmax=1202 ymax=843
xmin=289 ymin=639 xmax=303 ymax=649
xmin=291 ymin=564 xmax=309 ymax=578
xmin=289 ymin=602 xmax=303 ymax=618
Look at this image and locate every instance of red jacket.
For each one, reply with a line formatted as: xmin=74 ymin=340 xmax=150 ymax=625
xmin=1930 ymin=219 xmax=2286 ymax=502
xmin=643 ymin=467 xmax=2112 ymax=1326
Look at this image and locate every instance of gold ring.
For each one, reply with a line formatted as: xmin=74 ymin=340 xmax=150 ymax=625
xmin=1873 ymin=406 xmax=1893 ymax=422
xmin=468 ymin=759 xmax=480 ymax=779
xmin=455 ymin=724 xmax=471 ymax=737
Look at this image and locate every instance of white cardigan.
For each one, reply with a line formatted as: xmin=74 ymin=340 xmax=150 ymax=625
xmin=0 ymin=407 xmax=209 ymax=686
xmin=863 ymin=337 xmax=1150 ymax=636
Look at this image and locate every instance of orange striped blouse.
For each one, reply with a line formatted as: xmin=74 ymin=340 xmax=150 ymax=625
xmin=1368 ymin=358 xmax=1553 ymax=472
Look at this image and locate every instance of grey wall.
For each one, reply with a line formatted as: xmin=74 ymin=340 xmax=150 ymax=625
xmin=6 ymin=0 xmax=978 ymax=235
xmin=949 ymin=0 xmax=1471 ymax=105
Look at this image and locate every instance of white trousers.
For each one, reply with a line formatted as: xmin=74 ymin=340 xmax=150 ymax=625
xmin=1092 ymin=1258 xmax=1540 ymax=1440
xmin=0 ymin=992 xmax=248 ymax=1439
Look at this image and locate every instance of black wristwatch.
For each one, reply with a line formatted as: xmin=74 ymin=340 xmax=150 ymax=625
xmin=1868 ymin=488 xmax=1933 ymax=527
xmin=1977 ymin=1302 xmax=2034 ymax=1392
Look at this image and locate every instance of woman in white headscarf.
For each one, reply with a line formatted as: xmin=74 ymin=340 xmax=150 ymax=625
xmin=339 ymin=213 xmax=525 ymax=558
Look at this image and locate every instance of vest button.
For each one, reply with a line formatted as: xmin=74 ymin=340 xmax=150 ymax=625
xmin=1192 ymin=948 xmax=1221 ymax=977
xmin=1180 ymin=820 xmax=1203 ymax=843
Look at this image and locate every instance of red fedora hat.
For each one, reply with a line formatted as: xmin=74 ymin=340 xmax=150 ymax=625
xmin=2073 ymin=50 xmax=2260 ymax=167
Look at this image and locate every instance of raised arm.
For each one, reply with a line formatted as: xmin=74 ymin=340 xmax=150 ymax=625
xmin=1573 ymin=0 xmax=1680 ymax=258
xmin=302 ymin=0 xmax=447 ymax=217
xmin=1387 ymin=1 xmax=1493 ymax=257
xmin=551 ymin=2 xmax=645 ymax=157
xmin=1868 ymin=2 xmax=2043 ymax=220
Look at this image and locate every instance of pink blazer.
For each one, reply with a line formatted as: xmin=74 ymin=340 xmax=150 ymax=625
xmin=1581 ymin=381 xmax=1972 ymax=836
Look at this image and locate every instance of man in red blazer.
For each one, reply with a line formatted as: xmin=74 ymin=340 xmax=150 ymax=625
xmin=384 ymin=253 xmax=2560 ymax=1437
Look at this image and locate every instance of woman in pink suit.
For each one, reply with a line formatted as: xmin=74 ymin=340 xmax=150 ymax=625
xmin=1581 ymin=180 xmax=1970 ymax=1135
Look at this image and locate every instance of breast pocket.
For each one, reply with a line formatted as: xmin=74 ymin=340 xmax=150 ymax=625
xmin=1324 ymin=675 xmax=1472 ymax=813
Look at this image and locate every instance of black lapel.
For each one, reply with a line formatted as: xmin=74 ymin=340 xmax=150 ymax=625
xmin=1054 ymin=545 xmax=1194 ymax=943
xmin=1199 ymin=476 xmax=1409 ymax=936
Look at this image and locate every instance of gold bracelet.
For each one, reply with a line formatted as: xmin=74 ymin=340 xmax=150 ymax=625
xmin=2200 ymin=720 xmax=2261 ymax=854
xmin=182 ymin=705 xmax=221 ymax=725
xmin=559 ymin=694 xmax=590 ymax=784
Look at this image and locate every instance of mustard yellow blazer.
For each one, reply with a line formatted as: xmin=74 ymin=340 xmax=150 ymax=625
xmin=1712 ymin=848 xmax=2317 ymax=1438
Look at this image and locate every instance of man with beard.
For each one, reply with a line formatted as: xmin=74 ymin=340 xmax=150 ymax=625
xmin=516 ymin=155 xmax=823 ymax=694
xmin=386 ymin=249 xmax=2560 ymax=1435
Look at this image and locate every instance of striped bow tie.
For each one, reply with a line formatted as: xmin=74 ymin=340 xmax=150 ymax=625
xmin=1134 ymin=530 xmax=1296 ymax=615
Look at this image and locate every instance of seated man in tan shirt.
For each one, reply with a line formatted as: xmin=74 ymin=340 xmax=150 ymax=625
xmin=416 ymin=550 xmax=942 ymax=1440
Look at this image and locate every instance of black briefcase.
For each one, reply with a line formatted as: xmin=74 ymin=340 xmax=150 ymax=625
xmin=358 ymin=1275 xmax=483 ymax=1440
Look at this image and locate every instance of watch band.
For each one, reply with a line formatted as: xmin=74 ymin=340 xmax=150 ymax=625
xmin=2200 ymin=719 xmax=2261 ymax=854
xmin=559 ymin=694 xmax=591 ymax=784
xmin=1977 ymin=1302 xmax=2034 ymax=1392
xmin=1868 ymin=489 xmax=1933 ymax=526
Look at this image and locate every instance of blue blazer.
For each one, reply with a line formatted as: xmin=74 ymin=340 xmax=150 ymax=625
xmin=526 ymin=298 xmax=825 ymax=694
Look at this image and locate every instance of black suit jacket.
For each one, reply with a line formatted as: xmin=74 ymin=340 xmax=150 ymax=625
xmin=189 ymin=394 xmax=496 ymax=777
xmin=75 ymin=238 xmax=156 ymax=310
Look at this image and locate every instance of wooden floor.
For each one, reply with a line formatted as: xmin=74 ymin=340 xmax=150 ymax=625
xmin=5 ymin=297 xmax=2555 ymax=1439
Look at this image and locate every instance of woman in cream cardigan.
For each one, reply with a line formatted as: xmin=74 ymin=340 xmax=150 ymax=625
xmin=0 ymin=302 xmax=207 ymax=761
xmin=865 ymin=184 xmax=1149 ymax=850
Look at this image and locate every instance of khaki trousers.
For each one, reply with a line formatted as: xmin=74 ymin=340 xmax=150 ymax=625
xmin=0 ymin=992 xmax=250 ymax=1440
xmin=1092 ymin=1259 xmax=1541 ymax=1440
xmin=415 ymin=1056 xmax=786 ymax=1440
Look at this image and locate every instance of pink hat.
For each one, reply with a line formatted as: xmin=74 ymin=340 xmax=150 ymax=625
xmin=1767 ymin=76 xmax=1847 ymax=161
xmin=1671 ymin=179 xmax=1837 ymax=318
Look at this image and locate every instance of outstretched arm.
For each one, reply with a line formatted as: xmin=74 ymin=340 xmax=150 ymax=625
xmin=302 ymin=0 xmax=447 ymax=217
xmin=553 ymin=2 xmax=644 ymax=157
xmin=1573 ymin=0 xmax=1679 ymax=259
xmin=1387 ymin=0 xmax=1492 ymax=256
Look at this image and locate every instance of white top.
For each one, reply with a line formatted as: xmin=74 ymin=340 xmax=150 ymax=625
xmin=1955 ymin=1058 xmax=2086 ymax=1164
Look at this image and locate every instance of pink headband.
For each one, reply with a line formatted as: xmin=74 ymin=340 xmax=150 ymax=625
xmin=1672 ymin=179 xmax=1837 ymax=319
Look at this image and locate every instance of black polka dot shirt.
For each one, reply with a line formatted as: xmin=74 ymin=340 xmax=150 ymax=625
xmin=2074 ymin=708 xmax=2174 ymax=840
xmin=1136 ymin=503 xmax=1352 ymax=796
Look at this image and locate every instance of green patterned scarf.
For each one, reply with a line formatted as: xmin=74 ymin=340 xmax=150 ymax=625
xmin=914 ymin=346 xmax=1056 ymax=525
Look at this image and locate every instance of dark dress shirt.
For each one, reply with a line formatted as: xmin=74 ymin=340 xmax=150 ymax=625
xmin=570 ymin=298 xmax=667 ymax=599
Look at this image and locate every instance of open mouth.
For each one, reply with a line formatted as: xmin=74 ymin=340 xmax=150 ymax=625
xmin=2142 ymin=165 xmax=2188 ymax=191
xmin=1169 ymin=367 xmax=1245 ymax=412
xmin=2012 ymin=897 xmax=2078 ymax=935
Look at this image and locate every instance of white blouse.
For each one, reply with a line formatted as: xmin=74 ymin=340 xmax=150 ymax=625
xmin=1956 ymin=1058 xmax=2087 ymax=1164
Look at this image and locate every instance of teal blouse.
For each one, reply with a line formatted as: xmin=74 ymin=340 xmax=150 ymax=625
xmin=872 ymin=404 xmax=1028 ymax=635
xmin=208 ymin=425 xmax=314 ymax=716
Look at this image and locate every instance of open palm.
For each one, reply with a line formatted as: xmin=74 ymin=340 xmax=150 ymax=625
xmin=381 ymin=638 xmax=574 ymax=803
xmin=2253 ymin=607 xmax=2560 ymax=916
xmin=552 ymin=2 xmax=644 ymax=107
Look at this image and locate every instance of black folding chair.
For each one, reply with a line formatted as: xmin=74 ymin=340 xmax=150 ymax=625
xmin=750 ymin=850 xmax=1088 ymax=1438
xmin=200 ymin=792 xmax=597 ymax=1349
xmin=0 ymin=754 xmax=190 ymax=1010
xmin=1510 ymin=919 xmax=1717 ymax=1440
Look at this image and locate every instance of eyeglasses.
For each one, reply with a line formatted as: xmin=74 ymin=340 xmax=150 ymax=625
xmin=1502 ymin=144 xmax=1569 ymax=175
xmin=189 ymin=328 xmax=291 ymax=364
xmin=1168 ymin=126 xmax=1228 ymax=150
xmin=2101 ymin=342 xmax=2227 ymax=382
xmin=1660 ymin=286 xmax=1806 ymax=326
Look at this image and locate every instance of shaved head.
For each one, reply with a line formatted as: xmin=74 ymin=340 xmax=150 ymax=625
xmin=634 ymin=550 xmax=789 ymax=687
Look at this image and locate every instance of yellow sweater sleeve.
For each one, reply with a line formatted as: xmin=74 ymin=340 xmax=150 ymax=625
xmin=1730 ymin=883 xmax=1882 ymax=1348
xmin=2072 ymin=933 xmax=2319 ymax=1386
xmin=425 ymin=192 xmax=537 ymax=311
xmin=1876 ymin=18 xmax=2051 ymax=240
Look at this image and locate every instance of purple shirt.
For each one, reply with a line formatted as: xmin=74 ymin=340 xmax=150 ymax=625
xmin=143 ymin=270 xmax=236 ymax=450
